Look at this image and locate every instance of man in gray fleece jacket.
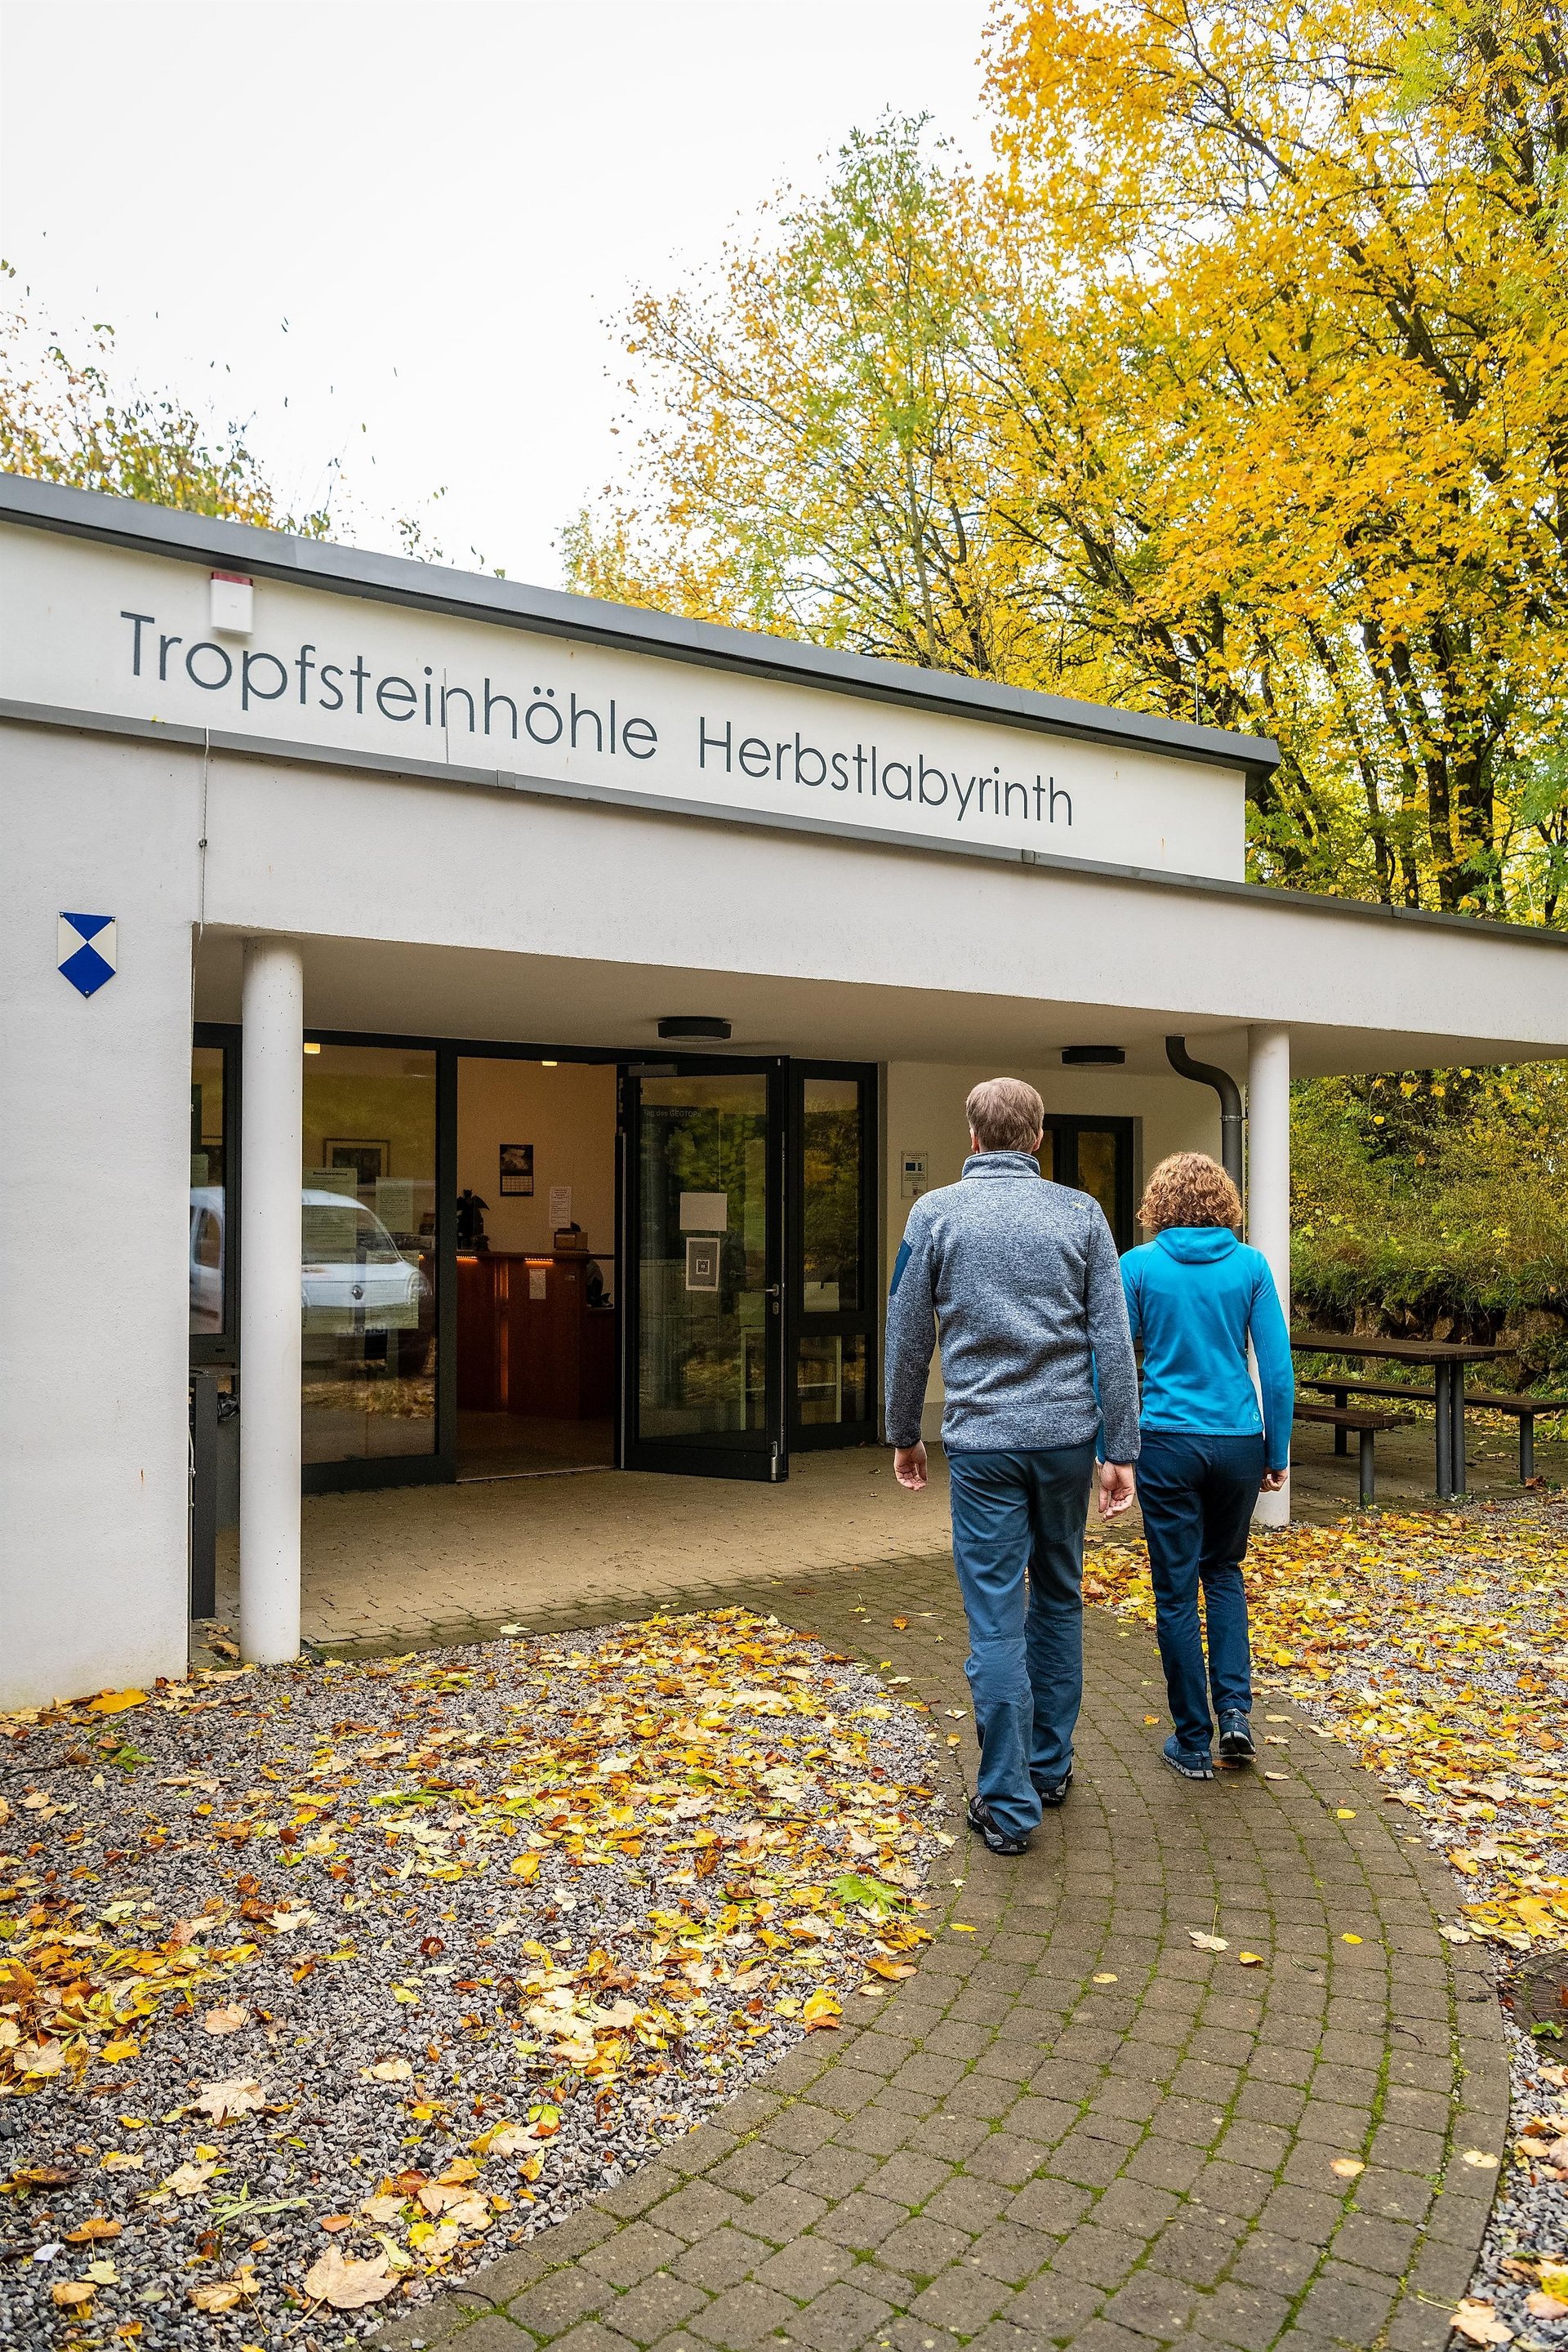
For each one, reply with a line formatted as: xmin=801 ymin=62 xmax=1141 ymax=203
xmin=885 ymin=1077 xmax=1141 ymax=1853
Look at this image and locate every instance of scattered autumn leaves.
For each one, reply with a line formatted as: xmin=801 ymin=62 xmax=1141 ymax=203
xmin=1092 ymin=1498 xmax=1568 ymax=1953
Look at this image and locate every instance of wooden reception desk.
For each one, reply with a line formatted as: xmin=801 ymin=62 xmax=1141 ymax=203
xmin=456 ymin=1253 xmax=616 ymax=1419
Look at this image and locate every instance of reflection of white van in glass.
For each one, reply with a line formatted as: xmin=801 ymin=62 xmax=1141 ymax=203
xmin=189 ymin=1187 xmax=434 ymax=1370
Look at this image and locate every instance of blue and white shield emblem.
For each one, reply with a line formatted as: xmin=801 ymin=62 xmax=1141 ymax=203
xmin=58 ymin=912 xmax=118 ymax=997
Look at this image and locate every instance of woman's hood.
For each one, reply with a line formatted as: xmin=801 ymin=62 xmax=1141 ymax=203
xmin=1153 ymin=1226 xmax=1241 ymax=1263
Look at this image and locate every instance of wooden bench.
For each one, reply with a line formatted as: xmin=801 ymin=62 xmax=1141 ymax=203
xmin=1464 ymin=1392 xmax=1567 ymax=1481
xmin=1303 ymin=1375 xmax=1564 ymax=1481
xmin=1294 ymin=1402 xmax=1392 ymax=1506
xmin=1299 ymin=1377 xmax=1435 ymax=1457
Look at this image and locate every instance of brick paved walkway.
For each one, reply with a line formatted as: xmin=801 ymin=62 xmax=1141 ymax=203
xmin=375 ymin=1555 xmax=1507 ymax=2352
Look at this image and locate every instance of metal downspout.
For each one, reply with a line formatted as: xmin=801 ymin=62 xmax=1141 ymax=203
xmin=1165 ymin=1037 xmax=1245 ymax=1192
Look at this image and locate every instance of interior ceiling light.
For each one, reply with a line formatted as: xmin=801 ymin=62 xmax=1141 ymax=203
xmin=657 ymin=1016 xmax=732 ymax=1041
xmin=1061 ymin=1045 xmax=1125 ymax=1065
xmin=302 ymin=1041 xmax=322 ymax=1054
xmin=541 ymin=1059 xmax=558 ymax=1067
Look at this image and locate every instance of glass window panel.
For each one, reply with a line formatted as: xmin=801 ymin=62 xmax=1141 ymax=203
xmin=301 ymin=1045 xmax=437 ymax=1463
xmin=1036 ymin=1129 xmax=1056 ymax=1183
xmin=190 ymin=1045 xmax=227 ymax=1337
xmin=796 ymin=1332 xmax=869 ymax=1427
xmin=800 ymin=1078 xmax=861 ymax=1312
xmin=637 ymin=1073 xmax=768 ymax=1441
xmin=1076 ymin=1127 xmax=1119 ymax=1233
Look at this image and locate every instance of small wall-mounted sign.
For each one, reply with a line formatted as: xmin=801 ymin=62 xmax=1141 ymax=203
xmin=57 ymin=911 xmax=117 ymax=997
xmin=899 ymin=1149 xmax=929 ymax=1200
xmin=685 ymin=1235 xmax=720 ymax=1292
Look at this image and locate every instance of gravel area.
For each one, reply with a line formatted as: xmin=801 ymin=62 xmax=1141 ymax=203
xmin=1461 ymin=1992 xmax=1568 ymax=2349
xmin=0 ymin=1609 xmax=943 ymax=2348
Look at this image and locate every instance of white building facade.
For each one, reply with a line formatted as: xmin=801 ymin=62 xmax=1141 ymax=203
xmin=4 ymin=475 xmax=1566 ymax=1709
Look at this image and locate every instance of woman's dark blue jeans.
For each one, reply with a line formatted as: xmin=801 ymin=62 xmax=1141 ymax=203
xmin=1134 ymin=1432 xmax=1265 ymax=1755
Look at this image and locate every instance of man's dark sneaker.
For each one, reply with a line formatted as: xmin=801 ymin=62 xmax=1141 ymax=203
xmin=1163 ymin=1733 xmax=1214 ymax=1781
xmin=967 ymin=1793 xmax=1031 ymax=1855
xmin=1033 ymin=1769 xmax=1073 ymax=1808
xmin=1218 ymin=1711 xmax=1255 ymax=1766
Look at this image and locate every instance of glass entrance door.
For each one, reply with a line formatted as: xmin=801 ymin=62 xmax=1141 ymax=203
xmin=791 ymin=1064 xmax=876 ymax=1447
xmin=1040 ymin=1117 xmax=1136 ymax=1250
xmin=621 ymin=1064 xmax=786 ymax=1479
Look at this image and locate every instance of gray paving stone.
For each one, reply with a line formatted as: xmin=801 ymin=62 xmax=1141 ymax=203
xmin=788 ymin=2279 xmax=898 ymax=2351
xmin=813 ymin=2192 xmax=911 ymax=2251
xmin=670 ymin=2228 xmax=776 ymax=2294
xmin=609 ymin=2275 xmax=710 ymax=2345
xmin=686 ymin=2280 xmax=800 ymax=2347
xmin=877 ymin=2215 xmax=978 ymax=2280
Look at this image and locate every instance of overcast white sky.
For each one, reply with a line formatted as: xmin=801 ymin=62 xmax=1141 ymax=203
xmin=0 ymin=1 xmax=991 ymax=585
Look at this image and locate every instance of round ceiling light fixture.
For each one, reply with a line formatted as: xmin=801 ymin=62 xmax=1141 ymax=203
xmin=657 ymin=1015 xmax=732 ymax=1041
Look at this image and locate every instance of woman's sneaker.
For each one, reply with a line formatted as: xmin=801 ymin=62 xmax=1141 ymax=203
xmin=1218 ymin=1712 xmax=1255 ymax=1766
xmin=966 ymin=1794 xmax=1031 ymax=1855
xmin=1163 ymin=1734 xmax=1214 ymax=1781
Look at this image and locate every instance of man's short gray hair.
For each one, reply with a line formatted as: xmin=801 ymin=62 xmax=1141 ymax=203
xmin=966 ymin=1077 xmax=1045 ymax=1152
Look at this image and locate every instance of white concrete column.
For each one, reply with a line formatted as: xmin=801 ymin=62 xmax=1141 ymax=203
xmin=1248 ymin=1024 xmax=1292 ymax=1527
xmin=239 ymin=938 xmax=304 ymax=1663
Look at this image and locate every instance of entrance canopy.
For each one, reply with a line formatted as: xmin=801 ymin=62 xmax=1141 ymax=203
xmin=4 ymin=474 xmax=1568 ymax=1710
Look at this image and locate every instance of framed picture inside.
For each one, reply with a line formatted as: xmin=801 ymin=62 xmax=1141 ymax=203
xmin=499 ymin=1142 xmax=534 ymax=1197
xmin=323 ymin=1139 xmax=389 ymax=1192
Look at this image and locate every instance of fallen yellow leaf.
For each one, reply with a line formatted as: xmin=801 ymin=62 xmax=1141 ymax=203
xmin=1450 ymin=2300 xmax=1514 ymax=2346
xmin=302 ymin=2246 xmax=399 ymax=2309
xmin=194 ymin=2075 xmax=265 ymax=2121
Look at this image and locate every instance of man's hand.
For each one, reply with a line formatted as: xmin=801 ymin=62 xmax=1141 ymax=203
xmin=1098 ymin=1460 xmax=1136 ymax=1520
xmin=893 ymin=1443 xmax=929 ymax=1491
xmin=1260 ymin=1467 xmax=1289 ymax=1492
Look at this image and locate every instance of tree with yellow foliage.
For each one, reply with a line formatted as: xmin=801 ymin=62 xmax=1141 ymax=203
xmin=0 ymin=287 xmax=331 ymax=533
xmin=572 ymin=3 xmax=1568 ymax=923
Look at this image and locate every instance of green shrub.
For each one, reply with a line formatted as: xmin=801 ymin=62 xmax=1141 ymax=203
xmin=1290 ymin=1067 xmax=1568 ymax=1387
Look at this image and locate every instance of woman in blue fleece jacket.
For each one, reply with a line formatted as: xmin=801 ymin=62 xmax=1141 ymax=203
xmin=1120 ymin=1152 xmax=1294 ymax=1780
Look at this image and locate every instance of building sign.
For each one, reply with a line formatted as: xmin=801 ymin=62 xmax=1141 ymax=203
xmin=0 ymin=528 xmax=1247 ymax=881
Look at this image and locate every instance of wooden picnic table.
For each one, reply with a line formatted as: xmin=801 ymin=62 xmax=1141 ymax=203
xmin=1290 ymin=1331 xmax=1506 ymax=1499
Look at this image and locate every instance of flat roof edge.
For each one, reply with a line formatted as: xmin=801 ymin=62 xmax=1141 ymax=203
xmin=0 ymin=473 xmax=1282 ymax=777
xmin=5 ymin=692 xmax=1565 ymax=958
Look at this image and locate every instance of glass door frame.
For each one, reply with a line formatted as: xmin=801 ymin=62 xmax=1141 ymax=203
xmin=617 ymin=1055 xmax=790 ymax=1482
xmin=1043 ymin=1116 xmax=1137 ymax=1250
xmin=789 ymin=1061 xmax=878 ymax=1451
xmin=190 ymin=1022 xmax=242 ymax=1370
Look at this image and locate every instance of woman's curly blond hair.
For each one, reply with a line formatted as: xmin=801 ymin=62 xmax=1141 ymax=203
xmin=1138 ymin=1152 xmax=1242 ymax=1233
